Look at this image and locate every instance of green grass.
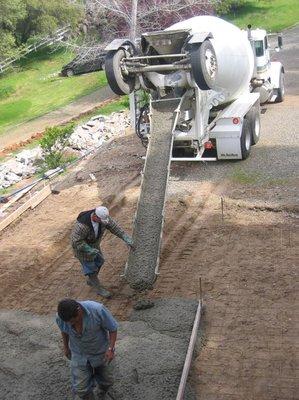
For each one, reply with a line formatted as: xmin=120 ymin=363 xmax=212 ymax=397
xmin=230 ymin=168 xmax=262 ymax=184
xmin=0 ymin=97 xmax=130 ymax=164
xmin=74 ymin=96 xmax=130 ymax=125
xmin=224 ymin=0 xmax=299 ymax=32
xmin=0 ymin=48 xmax=107 ymax=135
xmin=94 ymin=96 xmax=130 ymax=115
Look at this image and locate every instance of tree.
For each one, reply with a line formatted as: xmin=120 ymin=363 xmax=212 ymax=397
xmin=0 ymin=0 xmax=82 ymax=62
xmin=0 ymin=0 xmax=26 ymax=59
xmin=85 ymin=0 xmax=216 ymax=43
xmin=15 ymin=0 xmax=83 ymax=45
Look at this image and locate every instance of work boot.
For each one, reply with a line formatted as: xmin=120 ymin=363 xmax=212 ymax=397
xmin=96 ymin=386 xmax=110 ymax=400
xmin=86 ymin=273 xmax=112 ymax=298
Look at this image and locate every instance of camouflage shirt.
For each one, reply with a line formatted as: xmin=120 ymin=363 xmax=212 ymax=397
xmin=71 ymin=209 xmax=132 ymax=262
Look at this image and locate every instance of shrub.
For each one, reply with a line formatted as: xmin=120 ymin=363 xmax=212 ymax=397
xmin=215 ymin=0 xmax=247 ymax=15
xmin=40 ymin=123 xmax=74 ymax=169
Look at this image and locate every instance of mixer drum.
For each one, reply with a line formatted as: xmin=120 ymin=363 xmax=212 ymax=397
xmin=167 ymin=16 xmax=254 ymax=103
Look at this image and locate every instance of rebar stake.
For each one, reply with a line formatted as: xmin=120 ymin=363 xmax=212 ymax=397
xmin=221 ymin=196 xmax=224 ymax=222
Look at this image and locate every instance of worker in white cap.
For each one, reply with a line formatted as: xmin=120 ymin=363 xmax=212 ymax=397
xmin=71 ymin=206 xmax=134 ymax=298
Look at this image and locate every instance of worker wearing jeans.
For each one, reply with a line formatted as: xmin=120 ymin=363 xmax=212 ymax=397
xmin=56 ymin=299 xmax=118 ymax=400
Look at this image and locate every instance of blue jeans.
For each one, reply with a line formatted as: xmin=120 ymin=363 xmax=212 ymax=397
xmin=71 ymin=360 xmax=114 ymax=398
xmin=80 ymin=254 xmax=104 ymax=276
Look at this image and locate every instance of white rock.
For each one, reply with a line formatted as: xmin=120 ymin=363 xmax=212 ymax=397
xmin=15 ymin=147 xmax=42 ymax=165
xmin=4 ymin=172 xmax=22 ymax=184
xmin=2 ymin=160 xmax=24 ymax=176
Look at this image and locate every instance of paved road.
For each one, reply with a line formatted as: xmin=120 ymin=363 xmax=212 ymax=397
xmin=273 ymin=24 xmax=299 ymax=95
xmin=0 ymin=85 xmax=117 ymax=151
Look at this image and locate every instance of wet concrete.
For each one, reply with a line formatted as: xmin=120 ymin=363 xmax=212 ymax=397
xmin=0 ymin=298 xmax=198 ymax=399
xmin=126 ymin=99 xmax=180 ymax=291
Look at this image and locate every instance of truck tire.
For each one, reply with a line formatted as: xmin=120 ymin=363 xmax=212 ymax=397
xmin=105 ymin=49 xmax=135 ymax=95
xmin=245 ymin=103 xmax=261 ymax=145
xmin=240 ymin=119 xmax=252 ymax=160
xmin=276 ymin=70 xmax=285 ymax=103
xmin=190 ymin=40 xmax=217 ymax=90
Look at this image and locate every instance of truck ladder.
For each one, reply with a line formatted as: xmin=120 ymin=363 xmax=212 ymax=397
xmin=125 ymin=97 xmax=181 ymax=290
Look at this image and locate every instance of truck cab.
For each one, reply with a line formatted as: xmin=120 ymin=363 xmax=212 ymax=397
xmin=249 ymin=27 xmax=285 ymax=103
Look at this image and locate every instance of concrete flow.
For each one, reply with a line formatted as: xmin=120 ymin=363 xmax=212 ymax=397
xmin=0 ymin=299 xmax=198 ymax=400
xmin=126 ymin=99 xmax=180 ymax=291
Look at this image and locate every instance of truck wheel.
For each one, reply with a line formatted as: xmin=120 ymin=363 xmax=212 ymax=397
xmin=105 ymin=49 xmax=135 ymax=95
xmin=276 ymin=71 xmax=285 ymax=103
xmin=190 ymin=40 xmax=217 ymax=90
xmin=245 ymin=103 xmax=261 ymax=145
xmin=240 ymin=119 xmax=252 ymax=160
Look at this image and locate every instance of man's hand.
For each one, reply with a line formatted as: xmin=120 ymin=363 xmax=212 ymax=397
xmin=124 ymin=236 xmax=135 ymax=251
xmin=127 ymin=242 xmax=135 ymax=251
xmin=89 ymin=248 xmax=100 ymax=258
xmin=104 ymin=347 xmax=115 ymax=363
xmin=64 ymin=347 xmax=71 ymax=360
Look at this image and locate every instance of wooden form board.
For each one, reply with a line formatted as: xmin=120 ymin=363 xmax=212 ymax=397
xmin=0 ymin=185 xmax=51 ymax=232
xmin=0 ymin=183 xmax=38 ymax=214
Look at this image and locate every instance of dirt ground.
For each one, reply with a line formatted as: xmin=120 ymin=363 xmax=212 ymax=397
xmin=0 ymin=111 xmax=298 ymax=398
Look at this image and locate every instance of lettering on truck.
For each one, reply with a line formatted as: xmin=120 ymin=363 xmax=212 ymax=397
xmin=221 ymin=153 xmax=239 ymax=157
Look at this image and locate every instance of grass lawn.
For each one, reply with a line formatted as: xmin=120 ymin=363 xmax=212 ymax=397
xmin=0 ymin=48 xmax=107 ymax=135
xmin=224 ymin=0 xmax=299 ymax=32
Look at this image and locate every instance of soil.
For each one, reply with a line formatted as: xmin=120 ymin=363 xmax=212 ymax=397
xmin=0 ymin=125 xmax=297 ymax=399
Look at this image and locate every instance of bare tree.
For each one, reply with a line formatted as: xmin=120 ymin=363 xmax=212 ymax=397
xmin=87 ymin=0 xmax=216 ymax=42
xmin=61 ymin=0 xmax=216 ymax=62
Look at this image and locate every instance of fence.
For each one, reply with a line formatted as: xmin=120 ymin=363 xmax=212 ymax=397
xmin=0 ymin=26 xmax=70 ymax=74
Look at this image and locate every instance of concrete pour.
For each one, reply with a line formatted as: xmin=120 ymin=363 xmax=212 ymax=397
xmin=126 ymin=99 xmax=180 ymax=291
xmin=0 ymin=299 xmax=198 ymax=400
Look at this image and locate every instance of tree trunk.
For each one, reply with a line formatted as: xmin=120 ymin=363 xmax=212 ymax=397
xmin=130 ymin=0 xmax=138 ymax=42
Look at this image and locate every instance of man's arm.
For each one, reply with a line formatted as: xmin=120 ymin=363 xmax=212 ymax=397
xmin=61 ymin=332 xmax=71 ymax=360
xmin=105 ymin=330 xmax=117 ymax=363
xmin=106 ymin=217 xmax=134 ymax=248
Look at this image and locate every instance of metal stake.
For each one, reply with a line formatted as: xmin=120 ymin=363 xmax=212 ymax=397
xmin=221 ymin=197 xmax=224 ymax=222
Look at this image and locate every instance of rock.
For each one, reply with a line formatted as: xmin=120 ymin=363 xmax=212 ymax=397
xmin=2 ymin=160 xmax=24 ymax=176
xmin=0 ymin=110 xmax=130 ymax=190
xmin=4 ymin=172 xmax=22 ymax=184
xmin=15 ymin=147 xmax=42 ymax=165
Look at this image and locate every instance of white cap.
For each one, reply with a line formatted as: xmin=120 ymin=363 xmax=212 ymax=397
xmin=95 ymin=206 xmax=109 ymax=223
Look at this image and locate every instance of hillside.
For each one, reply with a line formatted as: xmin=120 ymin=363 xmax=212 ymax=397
xmin=0 ymin=49 xmax=107 ymax=136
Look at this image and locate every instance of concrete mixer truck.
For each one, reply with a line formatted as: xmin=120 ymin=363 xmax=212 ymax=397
xmin=103 ymin=16 xmax=285 ymax=290
xmin=104 ymin=16 xmax=285 ymax=161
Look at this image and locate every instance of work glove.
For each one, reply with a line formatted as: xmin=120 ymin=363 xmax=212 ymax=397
xmin=89 ymin=248 xmax=101 ymax=258
xmin=124 ymin=234 xmax=135 ymax=250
